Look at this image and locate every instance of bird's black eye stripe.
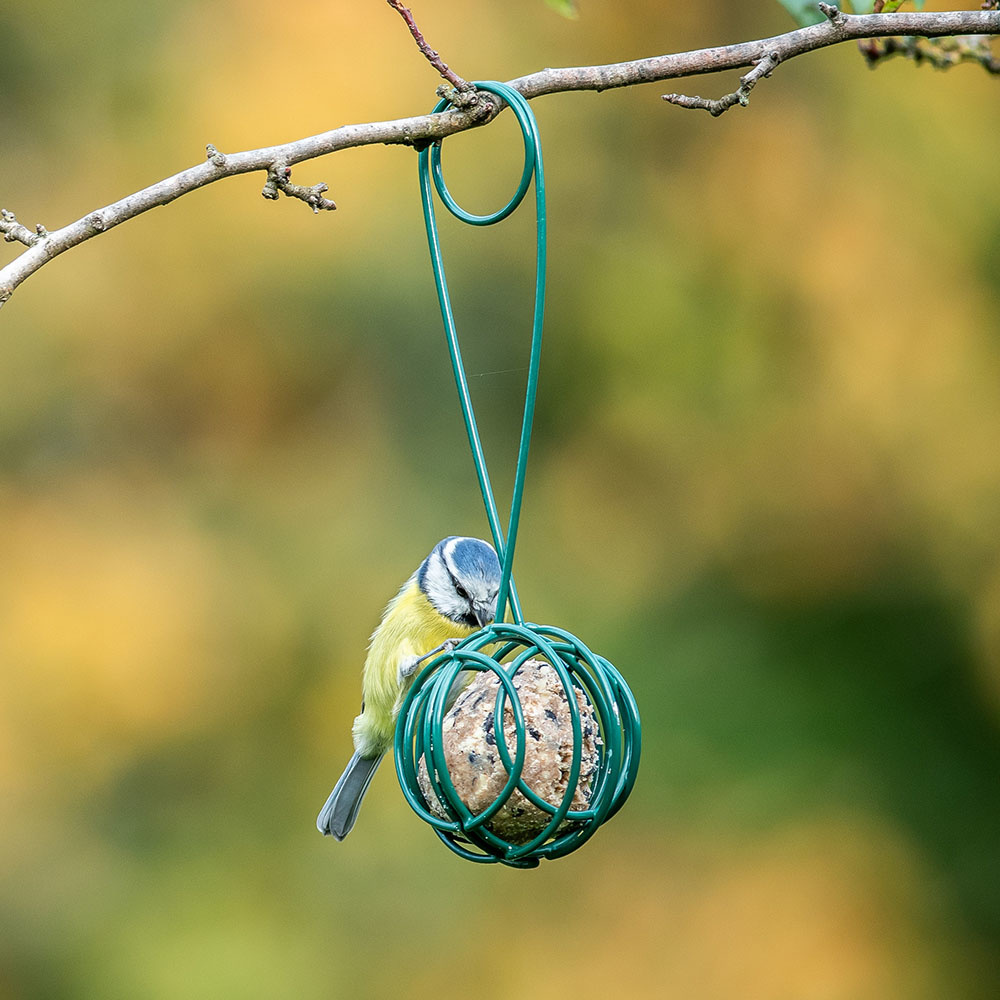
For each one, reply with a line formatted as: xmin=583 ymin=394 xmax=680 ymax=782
xmin=444 ymin=563 xmax=470 ymax=601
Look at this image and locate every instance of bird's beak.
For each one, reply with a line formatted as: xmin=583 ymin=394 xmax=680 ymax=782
xmin=473 ymin=604 xmax=492 ymax=629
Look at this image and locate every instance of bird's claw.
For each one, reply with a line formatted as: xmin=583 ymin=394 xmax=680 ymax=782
xmin=397 ymin=655 xmax=421 ymax=686
xmin=396 ymin=638 xmax=464 ymax=686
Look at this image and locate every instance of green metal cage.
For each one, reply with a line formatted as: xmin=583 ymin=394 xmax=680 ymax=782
xmin=394 ymin=621 xmax=641 ymax=868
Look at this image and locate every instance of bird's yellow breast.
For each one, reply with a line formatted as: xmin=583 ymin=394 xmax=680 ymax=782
xmin=353 ymin=578 xmax=475 ymax=757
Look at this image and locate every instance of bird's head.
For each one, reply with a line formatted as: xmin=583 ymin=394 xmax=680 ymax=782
xmin=418 ymin=536 xmax=501 ymax=629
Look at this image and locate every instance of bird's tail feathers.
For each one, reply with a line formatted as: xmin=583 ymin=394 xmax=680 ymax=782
xmin=316 ymin=751 xmax=384 ymax=841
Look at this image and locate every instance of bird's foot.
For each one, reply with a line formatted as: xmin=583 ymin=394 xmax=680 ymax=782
xmin=397 ymin=655 xmax=422 ymax=686
xmin=396 ymin=639 xmax=463 ymax=686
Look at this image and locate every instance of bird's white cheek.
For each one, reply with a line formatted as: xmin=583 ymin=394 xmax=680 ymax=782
xmin=437 ymin=594 xmax=467 ymax=622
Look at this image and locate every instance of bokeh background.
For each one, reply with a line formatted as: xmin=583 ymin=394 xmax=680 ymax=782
xmin=2 ymin=1 xmax=999 ymax=997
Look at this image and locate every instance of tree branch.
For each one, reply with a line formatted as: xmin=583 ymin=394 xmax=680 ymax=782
xmin=2 ymin=8 xmax=998 ymax=309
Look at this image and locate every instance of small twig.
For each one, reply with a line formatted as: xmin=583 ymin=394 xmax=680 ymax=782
xmin=206 ymin=143 xmax=227 ymax=167
xmin=0 ymin=209 xmax=45 ymax=248
xmin=386 ymin=0 xmax=476 ymax=101
xmin=262 ymin=164 xmax=337 ymax=213
xmin=663 ymin=51 xmax=781 ymax=116
xmin=818 ymin=3 xmax=848 ymax=28
xmin=859 ymin=31 xmax=1000 ymax=71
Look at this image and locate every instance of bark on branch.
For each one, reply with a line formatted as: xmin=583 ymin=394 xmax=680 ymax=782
xmin=1 ymin=7 xmax=998 ymax=309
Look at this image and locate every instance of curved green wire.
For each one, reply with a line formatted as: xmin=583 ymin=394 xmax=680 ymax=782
xmin=418 ymin=80 xmax=546 ymax=626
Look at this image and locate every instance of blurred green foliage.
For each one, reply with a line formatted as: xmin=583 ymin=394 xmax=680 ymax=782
xmin=1 ymin=2 xmax=999 ymax=998
xmin=545 ymin=0 xmax=580 ymax=19
xmin=777 ymin=0 xmax=925 ymax=26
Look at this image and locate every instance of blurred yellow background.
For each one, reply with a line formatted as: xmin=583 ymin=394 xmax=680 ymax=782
xmin=2 ymin=2 xmax=999 ymax=997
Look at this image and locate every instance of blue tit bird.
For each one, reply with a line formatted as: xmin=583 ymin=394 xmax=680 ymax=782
xmin=317 ymin=536 xmax=501 ymax=841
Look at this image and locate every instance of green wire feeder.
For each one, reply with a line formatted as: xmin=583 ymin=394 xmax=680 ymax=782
xmin=393 ymin=81 xmax=641 ymax=868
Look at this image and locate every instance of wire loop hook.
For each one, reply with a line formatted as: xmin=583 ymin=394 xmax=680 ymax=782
xmin=418 ymin=81 xmax=546 ymax=626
